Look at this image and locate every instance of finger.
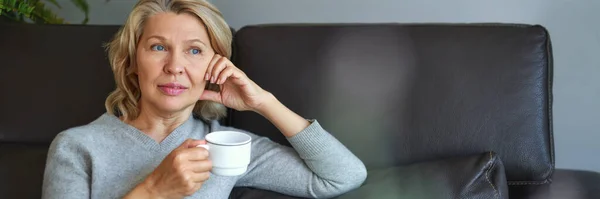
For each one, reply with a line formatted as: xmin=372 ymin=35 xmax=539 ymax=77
xmin=177 ymin=139 xmax=194 ymax=150
xmin=218 ymin=63 xmax=248 ymax=86
xmin=216 ymin=66 xmax=235 ymax=85
xmin=178 ymin=139 xmax=204 ymax=149
xmin=191 ymin=171 xmax=211 ymax=183
xmin=210 ymin=57 xmax=229 ymax=83
xmin=225 ymin=71 xmax=250 ymax=88
xmin=187 ymin=139 xmax=207 ymax=148
xmin=182 ymin=180 xmax=204 ymax=196
xmin=205 ymin=54 xmax=221 ymax=81
xmin=172 ymin=139 xmax=198 ymax=161
xmin=199 ymin=90 xmax=221 ymax=102
xmin=184 ymin=147 xmax=210 ymax=161
xmin=190 ymin=160 xmax=213 ymax=173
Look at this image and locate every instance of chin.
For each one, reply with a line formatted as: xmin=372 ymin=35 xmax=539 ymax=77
xmin=153 ymin=97 xmax=195 ymax=114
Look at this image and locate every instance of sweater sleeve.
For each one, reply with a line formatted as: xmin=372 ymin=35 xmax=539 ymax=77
xmin=235 ymin=120 xmax=367 ymax=198
xmin=42 ymin=131 xmax=91 ymax=199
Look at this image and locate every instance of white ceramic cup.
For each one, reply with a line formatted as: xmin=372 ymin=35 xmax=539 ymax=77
xmin=197 ymin=131 xmax=252 ymax=176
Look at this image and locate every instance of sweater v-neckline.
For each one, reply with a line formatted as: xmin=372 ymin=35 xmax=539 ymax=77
xmin=101 ymin=113 xmax=199 ymax=152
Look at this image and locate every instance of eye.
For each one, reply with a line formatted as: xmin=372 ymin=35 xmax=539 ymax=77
xmin=189 ymin=48 xmax=201 ymax=55
xmin=151 ymin=44 xmax=165 ymax=51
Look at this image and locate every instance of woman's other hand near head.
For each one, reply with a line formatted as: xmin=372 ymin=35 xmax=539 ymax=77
xmin=200 ymin=54 xmax=272 ymax=113
xmin=123 ymin=139 xmax=211 ymax=199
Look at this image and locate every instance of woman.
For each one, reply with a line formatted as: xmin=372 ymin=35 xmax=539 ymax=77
xmin=42 ymin=0 xmax=367 ymax=198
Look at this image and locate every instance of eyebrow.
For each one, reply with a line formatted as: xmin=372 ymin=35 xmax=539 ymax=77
xmin=186 ymin=39 xmax=208 ymax=46
xmin=145 ymin=35 xmax=208 ymax=47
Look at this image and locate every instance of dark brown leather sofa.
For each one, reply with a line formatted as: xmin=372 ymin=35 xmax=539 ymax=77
xmin=1 ymin=22 xmax=599 ymax=199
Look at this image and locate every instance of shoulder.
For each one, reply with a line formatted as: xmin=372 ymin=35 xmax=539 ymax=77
xmin=45 ymin=125 xmax=97 ymax=168
xmin=48 ymin=113 xmax=119 ymax=154
xmin=43 ymin=115 xmax=117 ymax=180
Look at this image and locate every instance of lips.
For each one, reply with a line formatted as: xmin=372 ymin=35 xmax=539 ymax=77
xmin=158 ymin=83 xmax=188 ymax=96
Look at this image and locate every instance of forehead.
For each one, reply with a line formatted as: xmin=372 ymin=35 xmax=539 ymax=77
xmin=141 ymin=12 xmax=209 ymax=41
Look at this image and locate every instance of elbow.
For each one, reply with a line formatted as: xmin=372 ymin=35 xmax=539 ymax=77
xmin=319 ymin=163 xmax=368 ymax=198
xmin=336 ymin=161 xmax=368 ymax=196
xmin=347 ymin=162 xmax=368 ymax=190
xmin=358 ymin=165 xmax=368 ymax=184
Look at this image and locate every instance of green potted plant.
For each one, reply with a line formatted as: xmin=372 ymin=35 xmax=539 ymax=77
xmin=0 ymin=0 xmax=92 ymax=24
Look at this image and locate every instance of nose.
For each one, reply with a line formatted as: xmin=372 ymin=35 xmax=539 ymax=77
xmin=165 ymin=64 xmax=184 ymax=74
xmin=164 ymin=52 xmax=185 ymax=75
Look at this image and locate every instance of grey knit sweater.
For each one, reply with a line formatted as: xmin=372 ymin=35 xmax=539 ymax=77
xmin=41 ymin=113 xmax=367 ymax=199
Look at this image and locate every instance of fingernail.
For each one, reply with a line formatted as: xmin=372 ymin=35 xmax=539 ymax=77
xmin=205 ymin=73 xmax=210 ymax=80
xmin=211 ymin=77 xmax=216 ymax=83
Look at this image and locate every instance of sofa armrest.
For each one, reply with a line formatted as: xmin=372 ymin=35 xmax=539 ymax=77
xmin=509 ymin=169 xmax=600 ymax=199
xmin=335 ymin=151 xmax=508 ymax=199
xmin=230 ymin=151 xmax=509 ymax=199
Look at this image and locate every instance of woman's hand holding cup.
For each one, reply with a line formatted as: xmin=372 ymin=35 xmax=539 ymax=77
xmin=142 ymin=139 xmax=212 ymax=199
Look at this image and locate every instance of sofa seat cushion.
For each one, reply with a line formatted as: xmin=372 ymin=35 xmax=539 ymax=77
xmin=230 ymin=151 xmax=508 ymax=199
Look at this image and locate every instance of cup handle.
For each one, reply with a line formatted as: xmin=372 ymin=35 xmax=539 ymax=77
xmin=196 ymin=144 xmax=210 ymax=150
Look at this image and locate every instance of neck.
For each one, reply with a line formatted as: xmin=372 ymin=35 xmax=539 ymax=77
xmin=124 ymin=104 xmax=193 ymax=143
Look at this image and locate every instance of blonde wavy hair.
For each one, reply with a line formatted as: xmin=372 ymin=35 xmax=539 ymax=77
xmin=104 ymin=0 xmax=231 ymax=121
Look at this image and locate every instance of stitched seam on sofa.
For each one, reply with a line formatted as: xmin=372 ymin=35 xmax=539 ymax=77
xmin=507 ymin=26 xmax=555 ymax=186
xmin=485 ymin=151 xmax=499 ymax=199
xmin=544 ymin=24 xmax=556 ymax=176
xmin=507 ymin=180 xmax=551 ymax=186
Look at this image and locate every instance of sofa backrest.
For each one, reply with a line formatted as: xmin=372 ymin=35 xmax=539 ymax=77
xmin=0 ymin=23 xmax=554 ymax=199
xmin=0 ymin=23 xmax=120 ymax=143
xmin=0 ymin=23 xmax=120 ymax=198
xmin=229 ymin=24 xmax=554 ymax=185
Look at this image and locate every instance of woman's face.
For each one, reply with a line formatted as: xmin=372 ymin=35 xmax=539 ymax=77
xmin=135 ymin=12 xmax=214 ymax=115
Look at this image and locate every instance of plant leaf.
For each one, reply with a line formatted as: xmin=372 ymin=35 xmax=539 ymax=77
xmin=8 ymin=0 xmax=17 ymax=8
xmin=30 ymin=1 xmax=66 ymax=24
xmin=69 ymin=0 xmax=89 ymax=24
xmin=0 ymin=0 xmax=68 ymax=24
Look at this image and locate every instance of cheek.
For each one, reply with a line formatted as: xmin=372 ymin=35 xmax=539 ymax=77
xmin=136 ymin=53 xmax=164 ymax=83
xmin=188 ymin=57 xmax=211 ymax=83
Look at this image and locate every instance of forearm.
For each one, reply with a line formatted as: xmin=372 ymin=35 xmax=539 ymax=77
xmin=247 ymin=93 xmax=367 ymax=197
xmin=237 ymin=123 xmax=367 ymax=198
xmin=254 ymin=93 xmax=310 ymax=138
xmin=288 ymin=123 xmax=367 ymax=196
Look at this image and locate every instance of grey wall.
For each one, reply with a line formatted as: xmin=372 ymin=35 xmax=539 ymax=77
xmin=52 ymin=0 xmax=600 ymax=172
